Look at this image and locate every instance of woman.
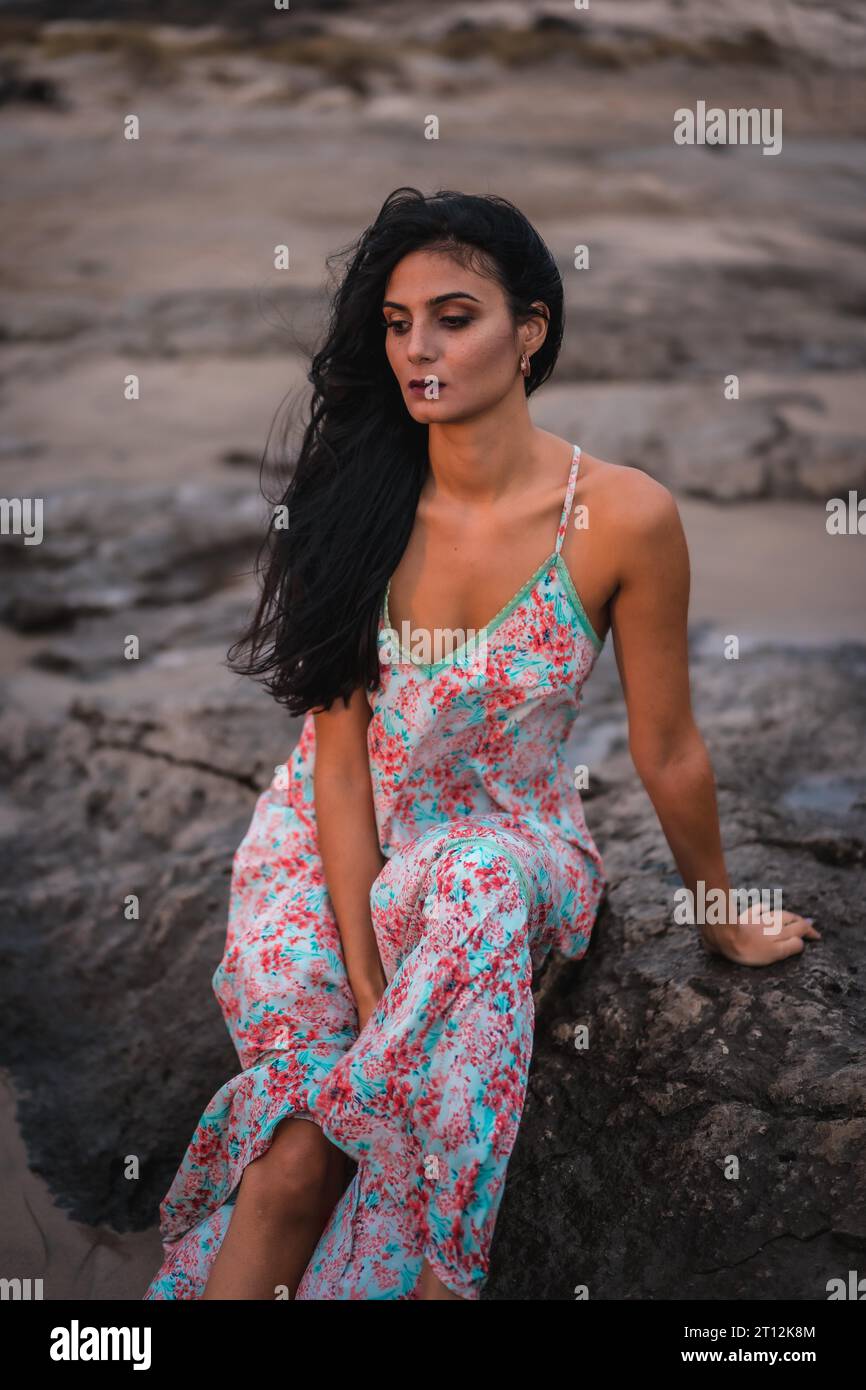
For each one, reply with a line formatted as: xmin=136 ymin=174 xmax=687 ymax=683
xmin=143 ymin=187 xmax=819 ymax=1302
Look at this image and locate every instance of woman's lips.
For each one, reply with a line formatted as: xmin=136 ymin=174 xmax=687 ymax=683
xmin=408 ymin=379 xmax=446 ymax=394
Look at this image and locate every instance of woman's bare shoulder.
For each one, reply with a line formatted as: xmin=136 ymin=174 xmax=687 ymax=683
xmin=578 ymin=450 xmax=681 ymax=540
xmin=549 ymin=439 xmax=686 ymax=626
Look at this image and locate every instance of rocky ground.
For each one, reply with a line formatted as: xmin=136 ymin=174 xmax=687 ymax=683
xmin=0 ymin=0 xmax=864 ymax=1299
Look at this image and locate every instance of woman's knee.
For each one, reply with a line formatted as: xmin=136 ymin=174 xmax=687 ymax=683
xmin=432 ymin=838 xmax=530 ymax=916
xmin=241 ymin=1117 xmax=344 ymax=1216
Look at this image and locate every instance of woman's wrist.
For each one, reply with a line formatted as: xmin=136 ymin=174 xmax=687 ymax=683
xmin=340 ymin=921 xmax=387 ymax=1002
xmin=699 ymin=922 xmax=727 ymax=956
xmin=349 ymin=965 xmax=387 ymax=1003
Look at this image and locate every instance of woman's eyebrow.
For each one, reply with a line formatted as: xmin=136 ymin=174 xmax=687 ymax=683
xmin=382 ymin=291 xmax=482 ymax=310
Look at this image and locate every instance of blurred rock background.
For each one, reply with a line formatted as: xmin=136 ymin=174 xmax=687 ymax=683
xmin=0 ymin=0 xmax=864 ymax=1299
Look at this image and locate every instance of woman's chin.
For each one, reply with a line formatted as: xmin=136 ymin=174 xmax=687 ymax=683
xmin=408 ymin=399 xmax=464 ymax=423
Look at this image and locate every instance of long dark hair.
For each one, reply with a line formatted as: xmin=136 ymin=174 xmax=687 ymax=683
xmin=227 ymin=186 xmax=565 ymax=715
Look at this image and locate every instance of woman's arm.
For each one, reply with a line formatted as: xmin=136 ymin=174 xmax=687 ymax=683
xmin=606 ymin=471 xmax=819 ymax=966
xmin=313 ymin=684 xmax=388 ymax=1021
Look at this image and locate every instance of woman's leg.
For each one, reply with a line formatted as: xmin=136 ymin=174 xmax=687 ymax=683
xmin=202 ymin=1116 xmax=352 ymax=1299
xmin=417 ymin=1258 xmax=465 ymax=1300
xmin=414 ymin=840 xmax=535 ymax=1299
xmin=145 ymin=764 xmax=362 ymax=1300
xmin=313 ymin=834 xmax=536 ymax=1301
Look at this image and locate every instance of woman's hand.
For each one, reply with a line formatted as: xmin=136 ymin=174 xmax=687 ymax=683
xmin=700 ymin=904 xmax=821 ymax=966
xmin=351 ymin=964 xmax=387 ymax=1033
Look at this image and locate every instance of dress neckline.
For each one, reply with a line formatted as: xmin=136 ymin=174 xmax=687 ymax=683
xmin=382 ymin=444 xmax=603 ymax=676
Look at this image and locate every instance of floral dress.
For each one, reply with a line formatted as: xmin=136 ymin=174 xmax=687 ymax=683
xmin=143 ymin=442 xmax=607 ymax=1300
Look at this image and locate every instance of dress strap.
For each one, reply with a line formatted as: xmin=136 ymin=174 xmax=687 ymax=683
xmin=554 ymin=444 xmax=581 ymax=556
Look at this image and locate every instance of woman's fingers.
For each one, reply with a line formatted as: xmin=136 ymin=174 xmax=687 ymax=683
xmin=786 ymin=913 xmax=822 ymax=940
xmin=726 ymin=907 xmax=823 ymax=965
xmin=772 ymin=915 xmax=822 ymax=952
xmin=772 ymin=935 xmax=807 ymax=961
xmin=778 ymin=911 xmax=817 ymax=934
xmin=711 ymin=904 xmax=823 ymax=965
xmin=746 ymin=909 xmax=822 ymax=940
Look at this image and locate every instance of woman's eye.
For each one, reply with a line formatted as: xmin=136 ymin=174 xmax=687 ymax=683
xmin=383 ymin=316 xmax=471 ymax=333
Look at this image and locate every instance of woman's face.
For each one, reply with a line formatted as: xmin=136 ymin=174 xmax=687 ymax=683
xmin=381 ymin=248 xmax=543 ymax=423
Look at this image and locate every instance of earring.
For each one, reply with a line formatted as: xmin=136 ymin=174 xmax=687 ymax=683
xmin=520 ymin=352 xmax=530 ymax=376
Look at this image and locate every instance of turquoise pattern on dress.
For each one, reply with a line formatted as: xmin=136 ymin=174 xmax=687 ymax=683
xmin=143 ymin=443 xmax=607 ymax=1301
